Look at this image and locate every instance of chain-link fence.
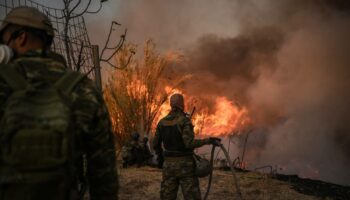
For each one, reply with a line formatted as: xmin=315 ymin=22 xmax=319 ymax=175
xmin=0 ymin=0 xmax=96 ymax=78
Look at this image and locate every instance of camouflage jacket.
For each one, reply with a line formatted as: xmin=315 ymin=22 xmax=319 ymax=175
xmin=0 ymin=50 xmax=118 ymax=200
xmin=153 ymin=110 xmax=209 ymax=156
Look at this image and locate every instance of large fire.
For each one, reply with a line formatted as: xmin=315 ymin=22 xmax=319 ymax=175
xmin=156 ymin=87 xmax=252 ymax=137
xmin=106 ymin=74 xmax=252 ymax=139
xmin=192 ymin=97 xmax=251 ymax=137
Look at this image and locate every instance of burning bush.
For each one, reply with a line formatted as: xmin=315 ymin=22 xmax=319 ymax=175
xmin=104 ymin=40 xmax=186 ymax=147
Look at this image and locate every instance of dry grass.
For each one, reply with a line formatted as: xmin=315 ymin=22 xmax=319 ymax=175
xmin=118 ymin=166 xmax=323 ymax=200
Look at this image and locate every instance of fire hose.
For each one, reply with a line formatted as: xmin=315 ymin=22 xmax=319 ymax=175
xmin=190 ymin=108 xmax=242 ymax=199
xmin=203 ymin=144 xmax=243 ymax=200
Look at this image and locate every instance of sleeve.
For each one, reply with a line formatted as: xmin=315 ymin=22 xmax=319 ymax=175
xmin=152 ymin=122 xmax=163 ymax=155
xmin=152 ymin=122 xmax=164 ymax=168
xmin=75 ymin=81 xmax=118 ymax=200
xmin=181 ymin=117 xmax=210 ymax=149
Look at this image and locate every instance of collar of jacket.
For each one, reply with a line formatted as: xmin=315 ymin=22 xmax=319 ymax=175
xmin=169 ymin=109 xmax=184 ymax=116
xmin=19 ymin=49 xmax=47 ymax=57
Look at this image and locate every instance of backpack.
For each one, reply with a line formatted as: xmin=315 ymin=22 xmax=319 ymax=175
xmin=0 ymin=66 xmax=85 ymax=200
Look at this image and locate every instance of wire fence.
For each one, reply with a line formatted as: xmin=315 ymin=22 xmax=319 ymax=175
xmin=0 ymin=0 xmax=96 ymax=78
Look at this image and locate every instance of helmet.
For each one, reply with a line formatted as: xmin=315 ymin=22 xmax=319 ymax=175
xmin=170 ymin=93 xmax=184 ymax=111
xmin=0 ymin=6 xmax=54 ymax=39
xmin=194 ymin=155 xmax=212 ymax=178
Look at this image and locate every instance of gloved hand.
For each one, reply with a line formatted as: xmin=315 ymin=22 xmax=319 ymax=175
xmin=209 ymin=137 xmax=221 ymax=146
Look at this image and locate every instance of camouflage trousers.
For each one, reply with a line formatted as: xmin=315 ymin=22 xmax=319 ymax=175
xmin=160 ymin=156 xmax=201 ymax=200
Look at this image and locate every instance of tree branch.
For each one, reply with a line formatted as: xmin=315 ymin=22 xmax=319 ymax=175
xmin=75 ymin=41 xmax=85 ymax=71
xmin=86 ymin=2 xmax=103 ymax=14
xmin=99 ymin=21 xmax=132 ymax=69
xmin=105 ymin=51 xmax=134 ymax=69
xmin=70 ymin=0 xmax=82 ymax=14
xmin=100 ymin=21 xmax=122 ymax=58
xmin=70 ymin=0 xmax=93 ymax=18
xmin=102 ymin=30 xmax=126 ymax=61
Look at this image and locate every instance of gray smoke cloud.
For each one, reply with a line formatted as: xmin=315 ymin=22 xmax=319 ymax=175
xmin=183 ymin=0 xmax=350 ymax=185
xmin=250 ymin=14 xmax=350 ymax=184
xmin=196 ymin=1 xmax=350 ymax=185
xmin=189 ymin=1 xmax=350 ymax=185
xmin=86 ymin=0 xmax=350 ymax=185
xmin=86 ymin=0 xmax=240 ymax=50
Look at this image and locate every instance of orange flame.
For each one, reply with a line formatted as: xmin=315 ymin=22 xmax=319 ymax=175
xmin=156 ymin=87 xmax=252 ymax=137
xmin=193 ymin=97 xmax=251 ymax=137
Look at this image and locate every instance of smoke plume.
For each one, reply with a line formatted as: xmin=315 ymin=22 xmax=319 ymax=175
xmin=101 ymin=0 xmax=350 ymax=185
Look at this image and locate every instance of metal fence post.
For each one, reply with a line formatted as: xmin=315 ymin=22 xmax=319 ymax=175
xmin=92 ymin=45 xmax=102 ymax=91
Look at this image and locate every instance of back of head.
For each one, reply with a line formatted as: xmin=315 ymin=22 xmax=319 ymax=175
xmin=170 ymin=93 xmax=184 ymax=111
xmin=0 ymin=6 xmax=54 ymax=46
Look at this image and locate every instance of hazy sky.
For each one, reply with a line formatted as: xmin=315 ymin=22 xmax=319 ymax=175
xmin=35 ymin=0 xmax=240 ymax=51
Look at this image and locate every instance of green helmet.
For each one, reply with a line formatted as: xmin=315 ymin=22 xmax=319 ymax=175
xmin=0 ymin=6 xmax=54 ymax=41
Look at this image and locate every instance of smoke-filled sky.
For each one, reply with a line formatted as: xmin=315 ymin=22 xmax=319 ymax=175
xmin=40 ymin=0 xmax=350 ymax=185
xmin=105 ymin=0 xmax=350 ymax=185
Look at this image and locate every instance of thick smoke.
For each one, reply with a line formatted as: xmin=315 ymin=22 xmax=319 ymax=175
xmin=249 ymin=14 xmax=350 ymax=184
xmin=179 ymin=0 xmax=350 ymax=185
xmin=98 ymin=0 xmax=350 ymax=185
xmin=178 ymin=27 xmax=284 ymax=111
xmin=187 ymin=1 xmax=350 ymax=184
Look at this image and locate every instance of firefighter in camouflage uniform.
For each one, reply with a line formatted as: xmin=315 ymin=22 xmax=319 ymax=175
xmin=153 ymin=94 xmax=220 ymax=200
xmin=0 ymin=7 xmax=118 ymax=200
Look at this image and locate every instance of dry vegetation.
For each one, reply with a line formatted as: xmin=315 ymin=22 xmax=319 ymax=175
xmin=104 ymin=40 xmax=186 ymax=147
xmin=118 ymin=166 xmax=324 ymax=200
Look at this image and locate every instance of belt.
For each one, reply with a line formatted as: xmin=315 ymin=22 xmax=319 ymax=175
xmin=163 ymin=150 xmax=193 ymax=157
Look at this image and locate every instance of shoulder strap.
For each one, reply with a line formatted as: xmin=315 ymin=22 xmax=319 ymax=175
xmin=54 ymin=71 xmax=85 ymax=95
xmin=0 ymin=65 xmax=27 ymax=91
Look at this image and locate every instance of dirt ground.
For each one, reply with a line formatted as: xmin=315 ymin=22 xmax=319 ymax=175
xmin=118 ymin=166 xmax=325 ymax=200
